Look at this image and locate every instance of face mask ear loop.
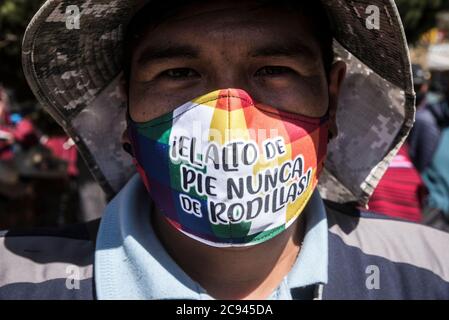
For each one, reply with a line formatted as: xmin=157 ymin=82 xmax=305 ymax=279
xmin=126 ymin=92 xmax=132 ymax=126
xmin=322 ymin=106 xmax=331 ymax=122
xmin=319 ymin=107 xmax=332 ymax=143
xmin=123 ymin=94 xmax=135 ymax=157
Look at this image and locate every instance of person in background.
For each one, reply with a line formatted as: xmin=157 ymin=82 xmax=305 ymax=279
xmin=0 ymin=85 xmax=36 ymax=228
xmin=0 ymin=85 xmax=38 ymax=161
xmin=412 ymin=64 xmax=430 ymax=110
xmin=409 ymin=68 xmax=449 ymax=232
xmin=41 ymin=128 xmax=107 ymax=223
xmin=366 ymin=144 xmax=425 ymax=222
xmin=34 ymin=111 xmax=106 ymax=224
xmin=1 ymin=87 xmax=82 ymax=228
xmin=366 ymin=65 xmax=429 ymax=222
xmin=408 ymin=67 xmax=446 ymax=173
xmin=0 ymin=85 xmax=17 ymax=161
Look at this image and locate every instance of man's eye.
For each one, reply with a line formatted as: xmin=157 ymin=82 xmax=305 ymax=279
xmin=159 ymin=68 xmax=200 ymax=79
xmin=255 ymin=66 xmax=294 ymax=77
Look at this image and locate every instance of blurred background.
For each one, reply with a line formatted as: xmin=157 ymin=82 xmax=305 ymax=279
xmin=0 ymin=0 xmax=107 ymax=228
xmin=1 ymin=0 xmax=449 ymax=229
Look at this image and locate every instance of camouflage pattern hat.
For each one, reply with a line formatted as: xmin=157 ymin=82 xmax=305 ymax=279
xmin=22 ymin=0 xmax=415 ymax=205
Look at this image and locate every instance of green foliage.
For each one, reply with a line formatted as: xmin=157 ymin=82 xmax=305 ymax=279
xmin=395 ymin=0 xmax=449 ymax=43
xmin=0 ymin=0 xmax=45 ymax=103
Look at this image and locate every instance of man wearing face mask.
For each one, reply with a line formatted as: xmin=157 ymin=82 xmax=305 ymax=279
xmin=1 ymin=0 xmax=449 ymax=300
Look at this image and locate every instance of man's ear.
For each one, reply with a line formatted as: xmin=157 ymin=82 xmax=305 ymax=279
xmin=121 ymin=128 xmax=134 ymax=157
xmin=327 ymin=60 xmax=346 ymax=140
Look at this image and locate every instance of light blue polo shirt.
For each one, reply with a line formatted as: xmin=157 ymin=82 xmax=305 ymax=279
xmin=95 ymin=174 xmax=328 ymax=300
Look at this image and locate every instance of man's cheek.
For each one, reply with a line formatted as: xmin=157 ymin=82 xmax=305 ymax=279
xmin=260 ymin=91 xmax=328 ymax=117
xmin=128 ymin=89 xmax=180 ymax=122
xmin=257 ymin=86 xmax=328 ymax=117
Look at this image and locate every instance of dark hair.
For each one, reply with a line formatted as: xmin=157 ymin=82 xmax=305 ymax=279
xmin=123 ymin=0 xmax=334 ymax=82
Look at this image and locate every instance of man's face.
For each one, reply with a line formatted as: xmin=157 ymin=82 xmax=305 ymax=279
xmin=127 ymin=0 xmax=345 ymax=124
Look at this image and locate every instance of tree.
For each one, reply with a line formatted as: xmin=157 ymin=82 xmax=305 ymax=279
xmin=395 ymin=0 xmax=449 ymax=44
xmin=0 ymin=0 xmax=45 ymax=104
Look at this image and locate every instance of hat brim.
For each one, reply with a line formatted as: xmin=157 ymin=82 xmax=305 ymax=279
xmin=22 ymin=0 xmax=415 ymax=204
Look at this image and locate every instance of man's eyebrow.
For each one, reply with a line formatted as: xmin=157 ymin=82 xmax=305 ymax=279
xmin=249 ymin=41 xmax=318 ymax=59
xmin=137 ymin=45 xmax=200 ymax=64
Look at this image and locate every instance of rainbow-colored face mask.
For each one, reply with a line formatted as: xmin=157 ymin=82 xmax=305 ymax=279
xmin=128 ymin=89 xmax=329 ymax=247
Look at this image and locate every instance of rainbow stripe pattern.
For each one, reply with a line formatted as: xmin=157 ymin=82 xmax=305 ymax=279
xmin=128 ymin=89 xmax=328 ymax=246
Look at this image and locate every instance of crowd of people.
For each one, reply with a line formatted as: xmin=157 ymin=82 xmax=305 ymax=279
xmin=0 ymin=85 xmax=105 ymax=228
xmin=367 ymin=63 xmax=449 ymax=232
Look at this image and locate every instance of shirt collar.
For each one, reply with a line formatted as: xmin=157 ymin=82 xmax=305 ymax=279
xmin=287 ymin=189 xmax=328 ymax=288
xmin=95 ymin=174 xmax=328 ymax=300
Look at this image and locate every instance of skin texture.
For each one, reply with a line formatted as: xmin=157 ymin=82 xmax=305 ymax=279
xmin=123 ymin=0 xmax=346 ymax=299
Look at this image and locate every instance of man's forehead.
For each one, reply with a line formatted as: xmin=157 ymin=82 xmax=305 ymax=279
xmin=133 ymin=1 xmax=320 ymax=55
xmin=136 ymin=37 xmax=320 ymax=67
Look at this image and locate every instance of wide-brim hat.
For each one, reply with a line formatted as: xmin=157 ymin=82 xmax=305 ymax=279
xmin=22 ymin=0 xmax=415 ymax=205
